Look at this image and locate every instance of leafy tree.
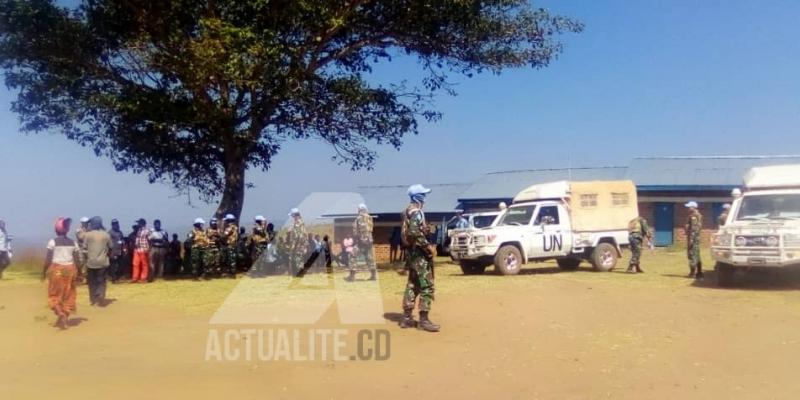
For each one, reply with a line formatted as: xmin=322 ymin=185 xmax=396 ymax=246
xmin=0 ymin=0 xmax=582 ymax=218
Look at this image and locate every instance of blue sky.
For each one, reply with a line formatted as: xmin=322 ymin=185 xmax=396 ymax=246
xmin=1 ymin=0 xmax=799 ymax=243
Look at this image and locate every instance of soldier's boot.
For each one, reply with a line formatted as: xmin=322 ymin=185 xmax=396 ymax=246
xmin=626 ymin=264 xmax=636 ymax=273
xmin=695 ymin=262 xmax=704 ymax=280
xmin=635 ymin=264 xmax=644 ymax=273
xmin=399 ymin=309 xmax=416 ymax=329
xmin=688 ymin=267 xmax=696 ymax=278
xmin=417 ymin=311 xmax=440 ymax=333
xmin=344 ymin=270 xmax=356 ymax=282
xmin=368 ymin=269 xmax=377 ymax=281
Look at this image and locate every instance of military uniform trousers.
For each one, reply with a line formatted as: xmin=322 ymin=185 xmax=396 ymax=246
xmin=402 ymin=246 xmax=435 ymax=313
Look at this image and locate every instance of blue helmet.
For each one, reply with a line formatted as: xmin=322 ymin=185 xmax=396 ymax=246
xmin=408 ymin=184 xmax=431 ymax=204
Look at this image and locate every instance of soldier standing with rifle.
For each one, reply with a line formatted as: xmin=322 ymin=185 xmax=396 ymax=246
xmin=626 ymin=215 xmax=653 ymax=273
xmin=399 ymin=184 xmax=440 ymax=333
xmin=685 ymin=201 xmax=704 ymax=280
xmin=346 ymin=203 xmax=377 ymax=282
xmin=248 ymin=216 xmax=269 ymax=274
xmin=289 ymin=208 xmax=307 ymax=277
xmin=221 ymin=214 xmax=239 ymax=279
xmin=205 ymin=217 xmax=223 ymax=277
xmin=189 ymin=218 xmax=209 ymax=280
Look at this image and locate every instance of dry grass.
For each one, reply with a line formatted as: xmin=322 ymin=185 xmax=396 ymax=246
xmin=4 ymin=247 xmax=800 ymax=315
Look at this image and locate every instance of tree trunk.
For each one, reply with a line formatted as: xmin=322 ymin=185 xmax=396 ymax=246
xmin=215 ymin=149 xmax=246 ymax=220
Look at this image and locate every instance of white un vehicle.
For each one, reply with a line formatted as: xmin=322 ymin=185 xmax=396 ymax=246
xmin=450 ymin=180 xmax=638 ymax=275
xmin=711 ymin=164 xmax=800 ymax=286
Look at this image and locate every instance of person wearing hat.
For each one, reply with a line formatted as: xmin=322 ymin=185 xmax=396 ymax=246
xmin=43 ymin=217 xmax=80 ymax=329
xmin=204 ymin=217 xmax=223 ymax=277
xmin=718 ymin=203 xmax=732 ymax=226
xmin=108 ymin=219 xmax=125 ymax=283
xmin=148 ymin=219 xmax=169 ymax=281
xmin=685 ymin=201 xmax=704 ymax=279
xmin=83 ymin=217 xmax=112 ymax=306
xmin=288 ymin=208 xmax=307 ymax=276
xmin=248 ymin=215 xmax=269 ymax=275
xmin=346 ymin=203 xmax=377 ymax=281
xmin=131 ymin=218 xmax=151 ymax=283
xmin=220 ymin=214 xmax=239 ymax=279
xmin=188 ymin=218 xmax=209 ymax=279
xmin=400 ymin=184 xmax=440 ymax=332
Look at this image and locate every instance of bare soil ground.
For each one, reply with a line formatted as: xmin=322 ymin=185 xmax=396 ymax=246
xmin=2 ymin=249 xmax=800 ymax=399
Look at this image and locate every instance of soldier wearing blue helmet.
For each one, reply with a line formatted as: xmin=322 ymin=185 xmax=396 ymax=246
xmin=399 ymin=184 xmax=440 ymax=332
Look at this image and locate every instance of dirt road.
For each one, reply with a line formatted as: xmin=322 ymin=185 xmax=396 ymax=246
xmin=2 ymin=253 xmax=800 ymax=399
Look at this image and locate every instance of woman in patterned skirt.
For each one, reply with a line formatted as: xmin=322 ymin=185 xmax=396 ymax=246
xmin=42 ymin=217 xmax=80 ymax=330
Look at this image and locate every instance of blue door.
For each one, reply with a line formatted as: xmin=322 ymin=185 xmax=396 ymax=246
xmin=653 ymin=203 xmax=674 ymax=247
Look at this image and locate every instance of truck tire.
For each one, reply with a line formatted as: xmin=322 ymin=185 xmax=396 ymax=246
xmin=716 ymin=262 xmax=735 ymax=287
xmin=494 ymin=245 xmax=522 ymax=275
xmin=557 ymin=258 xmax=581 ymax=270
xmin=460 ymin=261 xmax=487 ymax=275
xmin=590 ymin=243 xmax=617 ymax=272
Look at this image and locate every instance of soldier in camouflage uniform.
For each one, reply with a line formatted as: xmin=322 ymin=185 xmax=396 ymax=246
xmin=627 ymin=216 xmax=652 ymax=273
xmin=221 ymin=214 xmax=239 ymax=278
xmin=75 ymin=217 xmax=90 ymax=283
xmin=346 ymin=204 xmax=377 ymax=282
xmin=289 ymin=208 xmax=307 ymax=276
xmin=400 ymin=184 xmax=440 ymax=333
xmin=685 ymin=201 xmax=704 ymax=280
xmin=188 ymin=218 xmax=209 ymax=280
xmin=205 ymin=217 xmax=223 ymax=277
xmin=248 ymin=215 xmax=269 ymax=274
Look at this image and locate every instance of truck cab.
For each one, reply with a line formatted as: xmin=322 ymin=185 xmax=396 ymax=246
xmin=711 ymin=164 xmax=800 ymax=286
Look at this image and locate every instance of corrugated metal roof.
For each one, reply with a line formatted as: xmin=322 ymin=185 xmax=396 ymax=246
xmin=628 ymin=156 xmax=800 ymax=188
xmin=320 ymin=183 xmax=471 ymax=217
xmin=458 ymin=167 xmax=628 ymax=201
xmin=281 ymin=192 xmax=364 ymax=227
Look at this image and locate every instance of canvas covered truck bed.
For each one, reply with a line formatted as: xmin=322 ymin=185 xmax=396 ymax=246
xmin=743 ymin=164 xmax=800 ymax=189
xmin=513 ymin=180 xmax=639 ymax=232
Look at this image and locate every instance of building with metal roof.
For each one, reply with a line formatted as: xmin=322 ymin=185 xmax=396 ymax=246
xmin=458 ymin=167 xmax=628 ymax=212
xmin=321 ymin=183 xmax=471 ymax=218
xmin=626 ymin=156 xmax=800 ymax=246
xmin=628 ymin=156 xmax=800 ymax=191
xmin=296 ymin=155 xmax=800 ymax=260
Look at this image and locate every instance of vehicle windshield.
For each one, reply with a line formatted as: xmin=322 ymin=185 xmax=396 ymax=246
xmin=472 ymin=215 xmax=497 ymax=228
xmin=736 ymin=194 xmax=800 ymax=221
xmin=498 ymin=206 xmax=535 ymax=226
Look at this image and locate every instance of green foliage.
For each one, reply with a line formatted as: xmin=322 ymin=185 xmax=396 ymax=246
xmin=0 ymin=0 xmax=582 ymax=212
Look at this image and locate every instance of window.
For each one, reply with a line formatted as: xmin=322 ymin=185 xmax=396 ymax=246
xmin=736 ymin=194 xmax=800 ymax=221
xmin=612 ymin=193 xmax=630 ymax=206
xmin=534 ymin=206 xmax=560 ymax=225
xmin=498 ymin=205 xmax=536 ymax=226
xmin=580 ymin=194 xmax=598 ymax=208
xmin=472 ymin=215 xmax=497 ymax=228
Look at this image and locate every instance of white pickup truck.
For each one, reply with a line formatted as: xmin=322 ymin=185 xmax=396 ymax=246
xmin=711 ymin=164 xmax=800 ymax=286
xmin=444 ymin=211 xmax=502 ymax=258
xmin=450 ymin=180 xmax=638 ymax=275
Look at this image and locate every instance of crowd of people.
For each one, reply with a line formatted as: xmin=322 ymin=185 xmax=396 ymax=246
xmin=34 ymin=203 xmax=385 ymax=330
